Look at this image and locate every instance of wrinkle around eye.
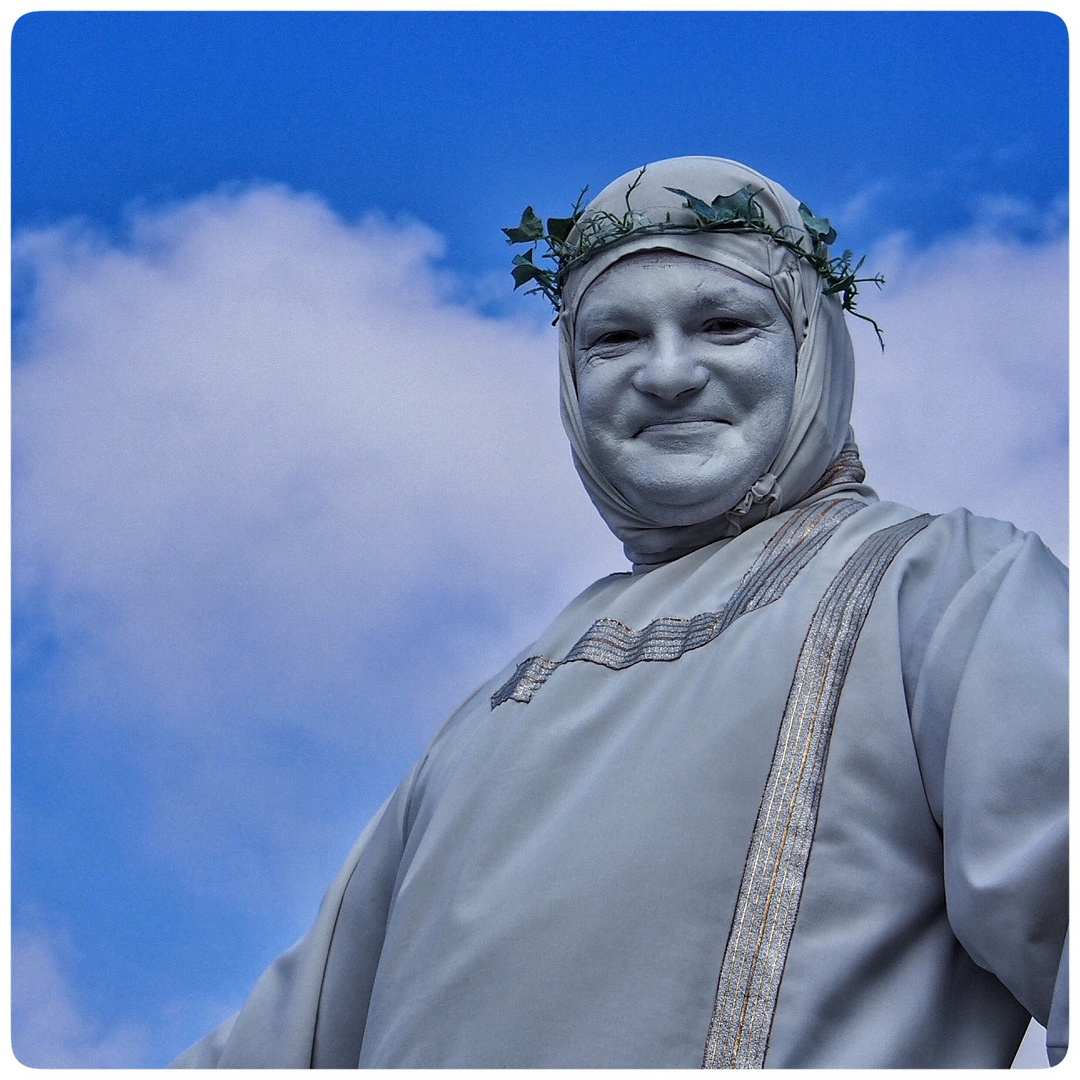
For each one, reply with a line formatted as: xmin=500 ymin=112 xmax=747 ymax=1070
xmin=576 ymin=345 xmax=630 ymax=371
xmin=575 ymin=332 xmax=644 ymax=369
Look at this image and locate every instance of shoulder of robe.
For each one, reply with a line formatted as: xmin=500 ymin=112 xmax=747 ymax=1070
xmin=888 ymin=502 xmax=1066 ymax=732
xmin=876 ymin=502 xmax=1065 ymax=590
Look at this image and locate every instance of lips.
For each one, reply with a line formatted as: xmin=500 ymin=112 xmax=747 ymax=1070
xmin=636 ymin=416 xmax=729 ymax=437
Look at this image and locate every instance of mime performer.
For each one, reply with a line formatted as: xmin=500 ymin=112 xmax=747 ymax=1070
xmin=173 ymin=156 xmax=1067 ymax=1069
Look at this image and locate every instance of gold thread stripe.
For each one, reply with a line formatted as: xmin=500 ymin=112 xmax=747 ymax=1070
xmin=490 ymin=498 xmax=865 ymax=709
xmin=803 ymin=446 xmax=866 ymax=499
xmin=702 ymin=514 xmax=933 ymax=1069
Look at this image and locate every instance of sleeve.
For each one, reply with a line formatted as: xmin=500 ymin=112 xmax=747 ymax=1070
xmin=906 ymin=521 xmax=1068 ymax=1064
xmin=169 ymin=761 xmax=421 ymax=1068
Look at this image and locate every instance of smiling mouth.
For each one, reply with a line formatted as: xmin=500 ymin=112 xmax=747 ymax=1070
xmin=636 ymin=417 xmax=729 ymax=436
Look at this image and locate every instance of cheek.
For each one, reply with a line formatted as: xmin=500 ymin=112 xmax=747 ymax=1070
xmin=738 ymin=344 xmax=797 ymax=454
xmin=766 ymin=359 xmax=797 ymax=421
xmin=576 ymin=368 xmax=623 ymax=438
xmin=757 ymin=341 xmax=797 ymax=419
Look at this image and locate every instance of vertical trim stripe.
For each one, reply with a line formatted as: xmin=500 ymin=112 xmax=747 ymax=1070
xmin=702 ymin=514 xmax=933 ymax=1069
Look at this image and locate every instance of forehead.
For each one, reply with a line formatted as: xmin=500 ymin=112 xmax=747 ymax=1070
xmin=576 ymin=250 xmax=777 ymax=320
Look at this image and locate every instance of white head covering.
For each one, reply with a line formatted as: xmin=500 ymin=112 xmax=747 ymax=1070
xmin=557 ymin=156 xmax=866 ymax=569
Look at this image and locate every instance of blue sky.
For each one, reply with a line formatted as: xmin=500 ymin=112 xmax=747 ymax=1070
xmin=9 ymin=9 xmax=1068 ymax=1068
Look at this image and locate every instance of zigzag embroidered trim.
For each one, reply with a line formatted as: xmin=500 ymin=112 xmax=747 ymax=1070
xmin=490 ymin=497 xmax=866 ymax=709
xmin=701 ymin=513 xmax=933 ymax=1069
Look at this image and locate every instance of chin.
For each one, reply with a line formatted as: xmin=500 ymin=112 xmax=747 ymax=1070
xmin=611 ymin=447 xmax=772 ymax=527
xmin=627 ymin=481 xmax=752 ymax=527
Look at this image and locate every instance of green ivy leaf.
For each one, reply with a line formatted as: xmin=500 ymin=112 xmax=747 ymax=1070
xmin=798 ymin=203 xmax=837 ymax=247
xmin=710 ymin=186 xmax=765 ymax=225
xmin=502 ymin=207 xmax=545 ymax=245
xmin=546 ymin=215 xmax=578 ymax=245
xmin=665 ymin=187 xmax=722 ymax=223
xmin=511 ymin=251 xmax=546 ymax=290
xmin=666 ymin=185 xmax=765 ymax=228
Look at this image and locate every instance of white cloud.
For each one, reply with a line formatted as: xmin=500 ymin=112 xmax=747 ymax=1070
xmin=848 ymin=230 xmax=1067 ymax=560
xmin=970 ymin=191 xmax=1069 ymax=243
xmin=13 ymin=187 xmax=622 ymax=745
xmin=9 ymin=926 xmax=150 ymax=1068
xmin=835 ymin=180 xmax=892 ymax=233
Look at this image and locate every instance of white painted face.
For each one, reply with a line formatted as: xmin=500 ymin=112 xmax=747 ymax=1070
xmin=573 ymin=251 xmax=797 ymax=527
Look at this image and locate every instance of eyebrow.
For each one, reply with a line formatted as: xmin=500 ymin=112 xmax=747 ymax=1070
xmin=578 ymin=285 xmax=772 ymax=326
xmin=683 ymin=285 xmax=772 ymax=312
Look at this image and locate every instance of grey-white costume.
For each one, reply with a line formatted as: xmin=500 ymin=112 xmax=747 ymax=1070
xmin=173 ymin=159 xmax=1067 ymax=1068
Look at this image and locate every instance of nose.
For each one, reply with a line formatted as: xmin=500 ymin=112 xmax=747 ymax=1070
xmin=630 ymin=328 xmax=709 ymax=401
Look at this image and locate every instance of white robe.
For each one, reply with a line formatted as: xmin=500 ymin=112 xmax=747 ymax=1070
xmin=172 ymin=492 xmax=1067 ymax=1068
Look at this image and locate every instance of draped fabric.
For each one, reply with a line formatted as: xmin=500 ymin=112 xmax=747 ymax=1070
xmin=171 ymin=501 xmax=1068 ymax=1068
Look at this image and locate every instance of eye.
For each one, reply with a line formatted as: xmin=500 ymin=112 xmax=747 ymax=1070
xmin=701 ymin=317 xmax=751 ymax=335
xmin=595 ymin=329 xmax=639 ymax=346
xmin=583 ymin=328 xmax=641 ymax=350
